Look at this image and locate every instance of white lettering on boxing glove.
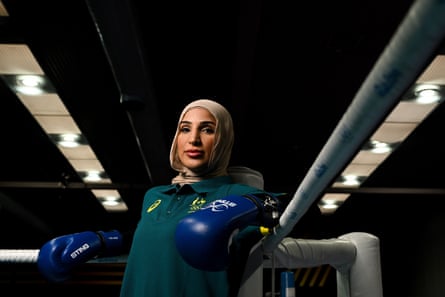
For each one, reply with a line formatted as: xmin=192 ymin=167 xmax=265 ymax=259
xmin=70 ymin=243 xmax=90 ymax=259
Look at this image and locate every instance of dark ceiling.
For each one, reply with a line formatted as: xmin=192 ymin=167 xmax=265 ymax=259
xmin=1 ymin=0 xmax=445 ymax=252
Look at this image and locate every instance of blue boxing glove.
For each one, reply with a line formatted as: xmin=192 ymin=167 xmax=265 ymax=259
xmin=175 ymin=193 xmax=281 ymax=271
xmin=37 ymin=230 xmax=123 ymax=282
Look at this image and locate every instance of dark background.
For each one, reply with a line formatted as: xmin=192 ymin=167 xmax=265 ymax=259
xmin=1 ymin=0 xmax=445 ymax=296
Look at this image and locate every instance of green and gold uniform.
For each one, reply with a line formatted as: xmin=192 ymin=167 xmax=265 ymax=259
xmin=120 ymin=175 xmax=269 ymax=297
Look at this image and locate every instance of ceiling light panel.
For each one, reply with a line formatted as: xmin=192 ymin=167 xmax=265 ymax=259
xmin=92 ymin=189 xmax=128 ymax=212
xmin=17 ymin=93 xmax=69 ymax=115
xmin=387 ymin=101 xmax=438 ymax=122
xmin=58 ymin=145 xmax=97 ymax=160
xmin=69 ymin=159 xmax=105 ymax=172
xmin=370 ymin=122 xmax=417 ymax=143
xmin=318 ymin=193 xmax=350 ymax=214
xmin=340 ymin=164 xmax=378 ymax=176
xmin=0 ymin=1 xmax=8 ymax=16
xmin=34 ymin=115 xmax=82 ymax=134
xmin=349 ymin=150 xmax=391 ymax=165
xmin=0 ymin=44 xmax=44 ymax=74
xmin=417 ymin=55 xmax=445 ymax=83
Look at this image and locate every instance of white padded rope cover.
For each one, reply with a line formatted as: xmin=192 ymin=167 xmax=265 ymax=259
xmin=0 ymin=249 xmax=39 ymax=263
xmin=337 ymin=232 xmax=382 ymax=297
xmin=268 ymin=237 xmax=356 ymax=274
xmin=263 ymin=232 xmax=382 ymax=297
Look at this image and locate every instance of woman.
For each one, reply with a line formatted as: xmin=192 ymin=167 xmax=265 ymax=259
xmin=119 ymin=99 xmax=280 ymax=297
xmin=36 ymin=99 xmax=281 ymax=297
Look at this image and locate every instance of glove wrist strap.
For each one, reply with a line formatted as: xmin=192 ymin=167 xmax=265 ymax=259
xmin=95 ymin=231 xmax=106 ymax=255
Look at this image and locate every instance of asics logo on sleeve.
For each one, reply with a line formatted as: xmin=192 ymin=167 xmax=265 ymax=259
xmin=147 ymin=199 xmax=161 ymax=213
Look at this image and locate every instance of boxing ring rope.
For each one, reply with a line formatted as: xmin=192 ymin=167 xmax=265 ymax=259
xmin=262 ymin=0 xmax=445 ymax=253
xmin=0 ymin=249 xmax=39 ymax=263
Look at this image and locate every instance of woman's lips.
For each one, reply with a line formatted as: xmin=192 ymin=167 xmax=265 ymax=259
xmin=185 ymin=150 xmax=203 ymax=158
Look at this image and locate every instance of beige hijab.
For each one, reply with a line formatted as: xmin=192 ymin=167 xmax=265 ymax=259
xmin=170 ymin=99 xmax=234 ymax=185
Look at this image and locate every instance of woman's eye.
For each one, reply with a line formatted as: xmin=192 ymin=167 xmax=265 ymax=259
xmin=202 ymin=127 xmax=215 ymax=134
xmin=180 ymin=127 xmax=190 ymax=133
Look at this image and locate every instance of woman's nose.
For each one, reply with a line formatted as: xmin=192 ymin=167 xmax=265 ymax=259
xmin=189 ymin=131 xmax=201 ymax=145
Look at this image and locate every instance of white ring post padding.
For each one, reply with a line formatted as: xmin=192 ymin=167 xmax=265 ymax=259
xmin=237 ymin=241 xmax=264 ymax=297
xmin=263 ymin=0 xmax=445 ymax=253
xmin=337 ymin=232 xmax=383 ymax=297
xmin=0 ymin=249 xmax=40 ymax=263
xmin=265 ymin=237 xmax=356 ymax=274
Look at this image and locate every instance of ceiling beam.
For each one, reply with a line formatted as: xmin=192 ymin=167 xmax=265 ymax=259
xmin=85 ymin=0 xmax=171 ymax=185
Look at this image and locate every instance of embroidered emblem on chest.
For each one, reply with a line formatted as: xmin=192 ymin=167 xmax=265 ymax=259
xmin=189 ymin=197 xmax=207 ymax=213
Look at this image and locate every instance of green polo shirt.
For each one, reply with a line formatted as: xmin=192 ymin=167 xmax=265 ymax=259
xmin=119 ymin=176 xmax=269 ymax=297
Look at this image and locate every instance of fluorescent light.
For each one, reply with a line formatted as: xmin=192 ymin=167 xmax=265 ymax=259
xmin=413 ymin=84 xmax=442 ymax=104
xmin=318 ymin=193 xmax=350 ymax=214
xmin=92 ymin=190 xmax=128 ymax=212
xmin=0 ymin=44 xmax=128 ymax=212
xmin=49 ymin=133 xmax=88 ymax=149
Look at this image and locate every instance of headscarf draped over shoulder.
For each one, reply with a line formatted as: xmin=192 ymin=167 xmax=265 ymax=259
xmin=170 ymin=99 xmax=234 ymax=185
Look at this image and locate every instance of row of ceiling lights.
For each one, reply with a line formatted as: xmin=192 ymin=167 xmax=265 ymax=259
xmin=0 ymin=43 xmax=128 ymax=212
xmin=1 ymin=43 xmax=443 ymax=214
xmin=318 ymin=57 xmax=445 ymax=214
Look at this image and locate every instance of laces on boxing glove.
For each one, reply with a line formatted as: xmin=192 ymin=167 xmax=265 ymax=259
xmin=243 ymin=193 xmax=282 ymax=228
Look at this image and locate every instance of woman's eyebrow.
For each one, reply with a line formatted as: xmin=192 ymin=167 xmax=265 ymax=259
xmin=200 ymin=121 xmax=216 ymax=125
xmin=179 ymin=120 xmax=216 ymax=125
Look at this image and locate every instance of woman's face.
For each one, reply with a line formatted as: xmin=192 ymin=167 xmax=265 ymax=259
xmin=176 ymin=107 xmax=217 ymax=172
